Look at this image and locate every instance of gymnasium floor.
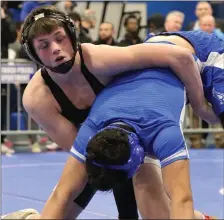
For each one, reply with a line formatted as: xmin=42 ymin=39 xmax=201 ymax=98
xmin=2 ymin=150 xmax=224 ymax=219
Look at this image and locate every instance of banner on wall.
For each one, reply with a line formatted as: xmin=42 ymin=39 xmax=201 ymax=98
xmin=1 ymin=62 xmax=37 ymax=84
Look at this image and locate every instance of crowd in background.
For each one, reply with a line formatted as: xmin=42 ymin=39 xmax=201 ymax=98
xmin=1 ymin=1 xmax=224 ymax=154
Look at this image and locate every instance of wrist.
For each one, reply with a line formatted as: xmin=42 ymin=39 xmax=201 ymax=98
xmin=26 ymin=214 xmax=40 ymax=219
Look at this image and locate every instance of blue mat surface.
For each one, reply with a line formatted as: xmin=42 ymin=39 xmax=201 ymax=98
xmin=2 ymin=150 xmax=224 ymax=219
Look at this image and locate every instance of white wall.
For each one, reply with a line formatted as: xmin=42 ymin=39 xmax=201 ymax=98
xmin=75 ymin=1 xmax=147 ymax=41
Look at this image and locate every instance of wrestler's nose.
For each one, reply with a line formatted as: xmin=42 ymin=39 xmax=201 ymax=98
xmin=51 ymin=42 xmax=61 ymax=55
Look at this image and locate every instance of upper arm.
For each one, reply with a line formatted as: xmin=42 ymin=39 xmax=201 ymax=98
xmin=86 ymin=43 xmax=190 ymax=77
xmin=70 ymin=122 xmax=97 ymax=163
xmin=23 ymin=98 xmax=77 ymax=151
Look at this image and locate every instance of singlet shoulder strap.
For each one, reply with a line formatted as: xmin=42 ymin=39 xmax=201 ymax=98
xmin=78 ymin=43 xmax=104 ymax=94
xmin=41 ymin=68 xmax=76 ymax=113
xmin=41 ymin=68 xmax=90 ymax=124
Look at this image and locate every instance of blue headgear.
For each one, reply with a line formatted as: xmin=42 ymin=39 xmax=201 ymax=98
xmin=90 ymin=125 xmax=145 ymax=178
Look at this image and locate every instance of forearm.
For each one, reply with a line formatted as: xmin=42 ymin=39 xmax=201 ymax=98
xmin=40 ymin=175 xmax=88 ymax=219
xmin=39 ymin=156 xmax=88 ymax=219
xmin=40 ymin=190 xmax=74 ymax=219
xmin=168 ymin=49 xmax=211 ymax=120
xmin=169 ymin=49 xmax=204 ymax=103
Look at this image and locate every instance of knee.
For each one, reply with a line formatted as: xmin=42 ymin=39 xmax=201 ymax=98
xmin=165 ymin=181 xmax=193 ymax=205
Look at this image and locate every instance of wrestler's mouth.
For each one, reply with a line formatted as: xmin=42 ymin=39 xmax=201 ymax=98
xmin=55 ymin=56 xmax=65 ymax=63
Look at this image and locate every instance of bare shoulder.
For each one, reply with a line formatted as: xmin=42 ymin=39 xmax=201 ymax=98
xmin=23 ymin=69 xmax=57 ymax=116
xmin=81 ymin=43 xmax=121 ymax=59
xmin=80 ymin=43 xmax=115 ymax=83
xmin=79 ymin=43 xmax=98 ymax=67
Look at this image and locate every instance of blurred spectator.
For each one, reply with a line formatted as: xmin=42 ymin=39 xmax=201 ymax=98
xmin=8 ymin=22 xmax=23 ymax=59
xmin=216 ymin=19 xmax=224 ymax=32
xmin=1 ymin=4 xmax=17 ymax=59
xmin=1 ymin=3 xmax=17 ymax=154
xmin=164 ymin=11 xmax=185 ymax=32
xmin=147 ymin=14 xmax=165 ymax=34
xmin=8 ymin=20 xmax=31 ymax=60
xmin=119 ymin=14 xmax=142 ymax=46
xmin=199 ymin=15 xmax=215 ymax=34
xmin=188 ymin=1 xmax=213 ymax=30
xmin=188 ymin=134 xmax=205 ymax=149
xmin=80 ymin=9 xmax=96 ymax=42
xmin=20 ymin=1 xmax=54 ymax=22
xmin=69 ymin=11 xmax=92 ymax=43
xmin=213 ymin=132 xmax=224 ymax=149
xmin=199 ymin=15 xmax=224 ymax=40
xmin=7 ymin=1 xmax=23 ymax=22
xmin=55 ymin=1 xmax=77 ymax=14
xmin=207 ymin=131 xmax=224 ymax=149
xmin=7 ymin=1 xmax=23 ymax=9
xmin=93 ymin=22 xmax=118 ymax=45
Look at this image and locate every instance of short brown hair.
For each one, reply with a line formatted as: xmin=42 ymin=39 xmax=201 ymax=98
xmin=22 ymin=5 xmax=67 ymax=43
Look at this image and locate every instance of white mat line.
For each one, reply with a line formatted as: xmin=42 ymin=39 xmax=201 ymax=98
xmin=2 ymin=192 xmax=116 ymax=219
xmin=2 ymin=158 xmax=223 ymax=169
xmin=2 ymin=162 xmax=64 ymax=168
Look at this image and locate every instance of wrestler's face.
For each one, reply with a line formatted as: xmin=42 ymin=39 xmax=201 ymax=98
xmin=33 ymin=27 xmax=74 ymax=68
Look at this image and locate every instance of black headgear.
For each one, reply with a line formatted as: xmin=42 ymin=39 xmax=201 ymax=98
xmin=21 ymin=7 xmax=78 ymax=74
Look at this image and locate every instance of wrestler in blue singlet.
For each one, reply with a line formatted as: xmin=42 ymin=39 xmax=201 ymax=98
xmin=70 ymin=31 xmax=223 ymax=169
xmin=70 ymin=67 xmax=188 ymax=168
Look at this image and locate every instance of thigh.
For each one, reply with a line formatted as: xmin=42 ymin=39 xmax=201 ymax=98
xmin=133 ymin=157 xmax=170 ymax=219
xmin=162 ymin=159 xmax=194 ymax=219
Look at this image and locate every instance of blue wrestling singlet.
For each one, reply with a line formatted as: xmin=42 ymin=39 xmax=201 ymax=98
xmin=70 ymin=67 xmax=189 ymax=167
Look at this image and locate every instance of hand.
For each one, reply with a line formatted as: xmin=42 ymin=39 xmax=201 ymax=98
xmin=1 ymin=209 xmax=39 ymax=220
xmin=187 ymin=90 xmax=219 ymax=124
xmin=194 ymin=102 xmax=220 ymax=124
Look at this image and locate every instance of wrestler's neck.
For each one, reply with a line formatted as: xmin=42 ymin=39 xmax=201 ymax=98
xmin=47 ymin=52 xmax=81 ymax=86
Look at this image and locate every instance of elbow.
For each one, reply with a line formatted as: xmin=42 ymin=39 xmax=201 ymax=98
xmin=22 ymin=95 xmax=33 ymax=114
xmin=168 ymin=47 xmax=195 ymax=75
xmin=176 ymin=48 xmax=194 ymax=66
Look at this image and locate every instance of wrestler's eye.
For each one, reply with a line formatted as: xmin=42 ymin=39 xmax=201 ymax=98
xmin=39 ymin=43 xmax=48 ymax=50
xmin=56 ymin=36 xmax=65 ymax=43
